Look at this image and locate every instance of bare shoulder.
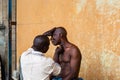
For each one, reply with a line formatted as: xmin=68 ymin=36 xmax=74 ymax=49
xmin=69 ymin=44 xmax=81 ymax=58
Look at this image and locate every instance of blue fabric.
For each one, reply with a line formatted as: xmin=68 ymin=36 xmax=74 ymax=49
xmin=52 ymin=77 xmax=62 ymax=80
xmin=52 ymin=77 xmax=83 ymax=80
xmin=79 ymin=78 xmax=83 ymax=80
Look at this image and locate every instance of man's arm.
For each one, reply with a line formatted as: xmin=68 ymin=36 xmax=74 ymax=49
xmin=53 ymin=51 xmax=60 ymax=63
xmin=53 ymin=46 xmax=64 ymax=63
xmin=64 ymin=48 xmax=82 ymax=80
xmin=50 ymin=62 xmax=61 ymax=80
xmin=42 ymin=27 xmax=56 ymax=36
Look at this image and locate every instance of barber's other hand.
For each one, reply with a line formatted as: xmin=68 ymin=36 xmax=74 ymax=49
xmin=55 ymin=46 xmax=64 ymax=54
xmin=43 ymin=27 xmax=56 ymax=36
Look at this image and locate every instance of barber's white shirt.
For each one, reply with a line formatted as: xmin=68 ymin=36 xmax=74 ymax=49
xmin=21 ymin=48 xmax=61 ymax=80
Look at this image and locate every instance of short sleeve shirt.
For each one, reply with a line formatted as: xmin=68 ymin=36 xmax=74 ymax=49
xmin=21 ymin=48 xmax=61 ymax=80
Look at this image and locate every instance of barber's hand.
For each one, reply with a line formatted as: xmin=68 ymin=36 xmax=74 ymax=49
xmin=55 ymin=46 xmax=64 ymax=54
xmin=53 ymin=46 xmax=63 ymax=63
xmin=43 ymin=27 xmax=56 ymax=36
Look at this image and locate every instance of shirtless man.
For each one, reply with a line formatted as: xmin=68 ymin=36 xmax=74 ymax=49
xmin=43 ymin=27 xmax=82 ymax=80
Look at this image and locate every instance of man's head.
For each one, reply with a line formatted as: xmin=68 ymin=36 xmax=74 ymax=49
xmin=51 ymin=27 xmax=67 ymax=46
xmin=32 ymin=35 xmax=50 ymax=53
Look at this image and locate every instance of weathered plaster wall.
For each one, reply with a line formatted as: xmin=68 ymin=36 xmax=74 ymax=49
xmin=17 ymin=0 xmax=120 ymax=80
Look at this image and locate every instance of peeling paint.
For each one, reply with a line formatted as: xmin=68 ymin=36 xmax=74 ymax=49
xmin=75 ymin=0 xmax=87 ymax=14
xmin=17 ymin=0 xmax=120 ymax=80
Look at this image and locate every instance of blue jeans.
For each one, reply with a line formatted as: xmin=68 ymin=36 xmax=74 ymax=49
xmin=52 ymin=77 xmax=62 ymax=80
xmin=52 ymin=77 xmax=83 ymax=80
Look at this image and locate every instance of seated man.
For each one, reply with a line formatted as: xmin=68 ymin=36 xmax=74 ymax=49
xmin=43 ymin=27 xmax=82 ymax=80
xmin=20 ymin=35 xmax=61 ymax=80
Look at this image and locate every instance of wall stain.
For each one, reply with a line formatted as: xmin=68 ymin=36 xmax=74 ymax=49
xmin=17 ymin=0 xmax=120 ymax=80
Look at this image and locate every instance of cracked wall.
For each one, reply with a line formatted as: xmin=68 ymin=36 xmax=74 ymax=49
xmin=17 ymin=0 xmax=120 ymax=80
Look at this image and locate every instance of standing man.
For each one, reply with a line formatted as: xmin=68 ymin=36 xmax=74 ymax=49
xmin=43 ymin=27 xmax=82 ymax=80
xmin=20 ymin=35 xmax=61 ymax=80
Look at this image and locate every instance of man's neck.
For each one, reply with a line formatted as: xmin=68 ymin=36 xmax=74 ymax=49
xmin=60 ymin=40 xmax=70 ymax=49
xmin=31 ymin=46 xmax=41 ymax=52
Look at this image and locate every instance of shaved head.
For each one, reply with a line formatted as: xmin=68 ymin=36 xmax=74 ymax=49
xmin=51 ymin=27 xmax=68 ymax=45
xmin=33 ymin=35 xmax=49 ymax=47
xmin=33 ymin=35 xmax=50 ymax=53
xmin=55 ymin=27 xmax=67 ymax=37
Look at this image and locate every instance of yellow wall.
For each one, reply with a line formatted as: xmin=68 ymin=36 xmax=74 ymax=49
xmin=17 ymin=0 xmax=120 ymax=80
